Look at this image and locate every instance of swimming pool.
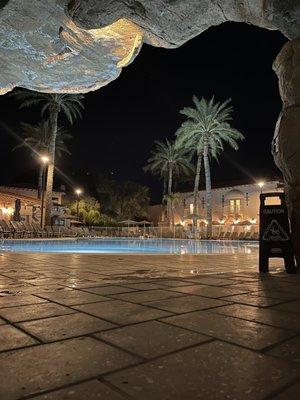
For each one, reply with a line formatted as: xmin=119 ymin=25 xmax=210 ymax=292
xmin=0 ymin=238 xmax=258 ymax=254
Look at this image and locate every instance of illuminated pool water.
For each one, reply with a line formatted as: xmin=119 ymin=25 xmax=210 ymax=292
xmin=0 ymin=238 xmax=258 ymax=254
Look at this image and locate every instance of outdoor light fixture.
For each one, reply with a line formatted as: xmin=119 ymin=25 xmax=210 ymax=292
xmin=40 ymin=155 xmax=49 ymax=164
xmin=1 ymin=207 xmax=14 ymax=216
xmin=257 ymin=181 xmax=265 ymax=194
xmin=40 ymin=155 xmax=50 ymax=229
xmin=75 ymin=189 xmax=83 ymax=221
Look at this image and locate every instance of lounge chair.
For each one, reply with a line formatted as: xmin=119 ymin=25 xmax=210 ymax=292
xmin=231 ymin=231 xmax=239 ymax=240
xmin=52 ymin=226 xmax=62 ymax=238
xmin=32 ymin=222 xmax=46 ymax=237
xmin=252 ymin=232 xmax=259 ymax=240
xmin=222 ymin=231 xmax=231 ymax=240
xmin=21 ymin=222 xmax=34 ymax=238
xmin=60 ymin=226 xmax=76 ymax=237
xmin=0 ymin=220 xmax=13 ymax=238
xmin=81 ymin=227 xmax=90 ymax=237
xmin=238 ymin=232 xmax=246 ymax=240
xmin=45 ymin=225 xmax=54 ymax=237
xmin=243 ymin=231 xmax=252 ymax=241
xmin=10 ymin=221 xmax=25 ymax=238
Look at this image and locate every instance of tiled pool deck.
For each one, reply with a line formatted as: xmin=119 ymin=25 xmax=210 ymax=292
xmin=0 ymin=252 xmax=300 ymax=399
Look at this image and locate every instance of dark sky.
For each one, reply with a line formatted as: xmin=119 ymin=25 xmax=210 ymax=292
xmin=0 ymin=22 xmax=287 ymax=203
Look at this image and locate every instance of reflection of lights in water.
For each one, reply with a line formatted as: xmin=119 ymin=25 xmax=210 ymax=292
xmin=180 ymin=245 xmax=187 ymax=255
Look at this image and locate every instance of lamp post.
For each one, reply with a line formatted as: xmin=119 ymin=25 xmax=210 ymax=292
xmin=75 ymin=189 xmax=82 ymax=221
xmin=257 ymin=181 xmax=265 ymax=194
xmin=40 ymin=155 xmax=49 ymax=228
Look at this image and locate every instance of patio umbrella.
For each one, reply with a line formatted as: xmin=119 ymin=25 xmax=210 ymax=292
xmin=138 ymin=220 xmax=151 ymax=227
xmin=120 ymin=220 xmax=138 ymax=228
xmin=238 ymin=220 xmax=252 ymax=226
xmin=13 ymin=199 xmax=21 ymax=221
xmin=137 ymin=220 xmax=152 ymax=236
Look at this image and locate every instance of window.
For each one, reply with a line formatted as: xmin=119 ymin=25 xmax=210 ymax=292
xmin=230 ymin=199 xmax=241 ymax=214
xmin=189 ymin=203 xmax=194 ymax=214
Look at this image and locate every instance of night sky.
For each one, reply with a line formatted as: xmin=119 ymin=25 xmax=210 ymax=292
xmin=0 ymin=22 xmax=287 ymax=203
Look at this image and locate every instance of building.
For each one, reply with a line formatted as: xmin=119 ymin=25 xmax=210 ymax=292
xmin=0 ymin=186 xmax=67 ymax=224
xmin=150 ymin=180 xmax=283 ymax=234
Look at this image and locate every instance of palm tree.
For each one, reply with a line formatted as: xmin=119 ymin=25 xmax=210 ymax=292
xmin=11 ymin=90 xmax=84 ymax=225
xmin=176 ymin=96 xmax=244 ymax=237
xmin=144 ymin=139 xmax=193 ymax=225
xmin=13 ymin=121 xmax=72 ymax=198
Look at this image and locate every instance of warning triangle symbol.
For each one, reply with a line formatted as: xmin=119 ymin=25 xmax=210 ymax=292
xmin=263 ymin=219 xmax=289 ymax=241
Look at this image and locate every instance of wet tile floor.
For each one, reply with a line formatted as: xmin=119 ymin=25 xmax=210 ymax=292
xmin=0 ymin=252 xmax=299 ymax=399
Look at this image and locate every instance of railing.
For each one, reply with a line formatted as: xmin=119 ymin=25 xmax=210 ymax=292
xmin=88 ymin=225 xmax=259 ymax=239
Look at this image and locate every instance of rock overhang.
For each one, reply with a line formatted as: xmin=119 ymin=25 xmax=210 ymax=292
xmin=0 ymin=0 xmax=299 ymax=94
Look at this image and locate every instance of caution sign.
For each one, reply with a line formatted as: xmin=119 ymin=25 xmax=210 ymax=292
xmin=259 ymin=192 xmax=296 ymax=273
xmin=262 ymin=220 xmax=289 ymax=241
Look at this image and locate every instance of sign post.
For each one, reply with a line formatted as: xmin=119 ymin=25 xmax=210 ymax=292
xmin=259 ymin=192 xmax=296 ymax=273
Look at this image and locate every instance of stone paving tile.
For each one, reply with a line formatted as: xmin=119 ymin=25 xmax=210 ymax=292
xmin=30 ymin=380 xmax=127 ymax=400
xmin=82 ymin=285 xmax=137 ymax=295
xmin=74 ymin=300 xmax=171 ymax=325
xmin=18 ymin=312 xmax=116 ymax=342
xmin=271 ymin=381 xmax=300 ymax=400
xmin=97 ymin=320 xmax=210 ymax=359
xmin=154 ymin=279 xmax=196 ymax=287
xmin=62 ymin=281 xmax=111 ymax=289
xmin=0 ymin=337 xmax=140 ymax=400
xmin=252 ymin=289 xmax=300 ymax=300
xmin=266 ymin=336 xmax=300 ymax=363
xmin=105 ymin=341 xmax=300 ymax=400
xmin=210 ymin=304 xmax=300 ymax=331
xmin=0 ymin=294 xmax=48 ymax=308
xmin=0 ymin=302 xmax=76 ymax=323
xmin=161 ymin=311 xmax=296 ymax=350
xmin=221 ymin=293 xmax=286 ymax=307
xmin=276 ymin=284 xmax=300 ymax=294
xmin=270 ymin=299 xmax=300 ymax=314
xmin=146 ymin=295 xmax=229 ymax=313
xmin=168 ymin=285 xmax=248 ymax=298
xmin=0 ymin=325 xmax=38 ymax=351
xmin=226 ymin=281 xmax=296 ymax=291
xmin=110 ymin=289 xmax=183 ymax=303
xmin=36 ymin=290 xmax=111 ymax=306
xmin=121 ymin=282 xmax=167 ymax=290
xmin=182 ymin=277 xmax=237 ymax=286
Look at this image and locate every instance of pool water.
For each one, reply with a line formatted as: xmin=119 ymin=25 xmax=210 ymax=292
xmin=0 ymin=238 xmax=258 ymax=254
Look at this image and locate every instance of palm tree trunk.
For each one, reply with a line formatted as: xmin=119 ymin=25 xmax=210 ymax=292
xmin=44 ymin=105 xmax=59 ymax=226
xmin=37 ymin=164 xmax=43 ymax=199
xmin=193 ymin=152 xmax=202 ymax=229
xmin=167 ymin=167 xmax=173 ymax=227
xmin=203 ymin=144 xmax=212 ymax=238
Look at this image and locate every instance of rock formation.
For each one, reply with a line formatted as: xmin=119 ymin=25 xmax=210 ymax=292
xmin=273 ymin=38 xmax=300 ymax=266
xmin=0 ymin=0 xmax=299 ymax=94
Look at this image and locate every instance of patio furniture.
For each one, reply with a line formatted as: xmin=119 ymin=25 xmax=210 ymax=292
xmin=82 ymin=227 xmax=90 ymax=237
xmin=52 ymin=226 xmax=62 ymax=237
xmin=45 ymin=225 xmax=54 ymax=237
xmin=21 ymin=222 xmax=35 ymax=237
xmin=31 ymin=222 xmax=46 ymax=237
xmin=10 ymin=221 xmax=25 ymax=238
xmin=231 ymin=231 xmax=239 ymax=240
xmin=60 ymin=226 xmax=77 ymax=237
xmin=0 ymin=220 xmax=13 ymax=238
xmin=238 ymin=232 xmax=246 ymax=240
